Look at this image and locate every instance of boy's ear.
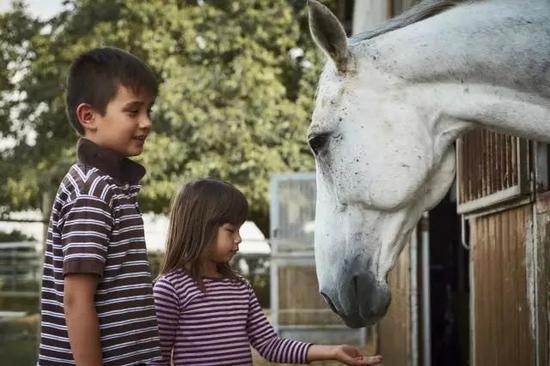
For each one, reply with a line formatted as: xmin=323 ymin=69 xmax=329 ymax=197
xmin=76 ymin=103 xmax=97 ymax=132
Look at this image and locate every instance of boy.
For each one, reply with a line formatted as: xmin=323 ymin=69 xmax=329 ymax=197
xmin=38 ymin=47 xmax=161 ymax=365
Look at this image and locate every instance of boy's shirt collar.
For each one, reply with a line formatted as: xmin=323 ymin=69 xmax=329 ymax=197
xmin=77 ymin=138 xmax=146 ymax=184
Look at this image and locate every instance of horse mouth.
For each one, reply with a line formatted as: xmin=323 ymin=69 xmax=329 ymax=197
xmin=327 ymin=303 xmax=389 ymax=328
xmin=320 ymin=275 xmax=392 ymax=328
xmin=343 ymin=311 xmax=384 ymax=328
xmin=344 ymin=299 xmax=391 ymax=328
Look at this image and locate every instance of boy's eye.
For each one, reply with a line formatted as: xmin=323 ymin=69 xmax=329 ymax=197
xmin=126 ymin=110 xmax=138 ymax=116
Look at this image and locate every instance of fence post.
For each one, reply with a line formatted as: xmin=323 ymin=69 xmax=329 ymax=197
xmin=41 ymin=192 xmax=51 ymax=254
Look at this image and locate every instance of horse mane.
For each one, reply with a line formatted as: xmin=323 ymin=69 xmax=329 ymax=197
xmin=350 ymin=0 xmax=472 ymax=44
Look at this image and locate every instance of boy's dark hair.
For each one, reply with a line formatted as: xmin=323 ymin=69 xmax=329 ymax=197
xmin=160 ymin=178 xmax=249 ymax=290
xmin=65 ymin=47 xmax=158 ymax=135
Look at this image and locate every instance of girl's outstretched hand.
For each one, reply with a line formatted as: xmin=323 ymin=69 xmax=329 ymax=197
xmin=306 ymin=344 xmax=382 ymax=365
xmin=333 ymin=345 xmax=383 ymax=366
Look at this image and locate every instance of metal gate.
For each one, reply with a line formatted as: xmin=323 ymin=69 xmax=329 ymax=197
xmin=269 ymin=173 xmax=368 ymax=346
xmin=457 ymin=130 xmax=531 ymax=214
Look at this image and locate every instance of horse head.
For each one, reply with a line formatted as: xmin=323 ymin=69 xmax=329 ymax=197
xmin=307 ymin=0 xmax=550 ymax=327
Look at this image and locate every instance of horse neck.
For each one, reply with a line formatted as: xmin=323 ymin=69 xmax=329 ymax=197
xmin=353 ymin=0 xmax=550 ymax=143
xmin=357 ymin=0 xmax=550 ymax=99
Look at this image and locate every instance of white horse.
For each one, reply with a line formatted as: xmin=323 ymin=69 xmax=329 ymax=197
xmin=308 ymin=0 xmax=550 ymax=327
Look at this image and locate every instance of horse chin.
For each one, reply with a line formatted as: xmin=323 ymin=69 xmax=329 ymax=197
xmin=341 ymin=310 xmax=386 ymax=328
xmin=341 ymin=312 xmax=377 ymax=328
xmin=356 ymin=281 xmax=392 ymax=326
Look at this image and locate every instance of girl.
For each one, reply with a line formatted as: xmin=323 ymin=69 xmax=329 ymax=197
xmin=150 ymin=178 xmax=383 ymax=366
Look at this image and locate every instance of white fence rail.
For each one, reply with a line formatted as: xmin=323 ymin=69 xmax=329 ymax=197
xmin=0 ymin=241 xmax=42 ymax=297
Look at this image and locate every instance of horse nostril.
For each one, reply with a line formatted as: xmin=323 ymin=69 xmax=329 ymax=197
xmin=320 ymin=292 xmax=339 ymax=314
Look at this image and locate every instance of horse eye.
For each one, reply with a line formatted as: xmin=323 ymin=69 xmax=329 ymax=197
xmin=308 ymin=133 xmax=330 ymax=155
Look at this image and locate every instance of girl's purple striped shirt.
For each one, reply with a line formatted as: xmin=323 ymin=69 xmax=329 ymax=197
xmin=149 ymin=269 xmax=311 ymax=366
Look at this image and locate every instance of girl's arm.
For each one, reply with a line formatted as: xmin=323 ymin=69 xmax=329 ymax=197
xmin=246 ymin=284 xmax=310 ymax=363
xmin=150 ymin=278 xmax=180 ymax=366
xmin=246 ymin=283 xmax=382 ymax=365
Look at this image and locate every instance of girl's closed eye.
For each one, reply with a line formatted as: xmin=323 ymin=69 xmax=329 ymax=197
xmin=223 ymin=224 xmax=237 ymax=233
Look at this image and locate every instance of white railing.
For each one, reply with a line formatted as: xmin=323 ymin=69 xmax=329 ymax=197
xmin=0 ymin=241 xmax=42 ymax=297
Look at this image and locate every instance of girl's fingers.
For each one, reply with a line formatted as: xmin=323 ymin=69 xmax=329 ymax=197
xmin=338 ymin=346 xmax=382 ymax=366
xmin=366 ymin=355 xmax=383 ymax=365
xmin=358 ymin=355 xmax=383 ymax=365
xmin=344 ymin=356 xmax=383 ymax=366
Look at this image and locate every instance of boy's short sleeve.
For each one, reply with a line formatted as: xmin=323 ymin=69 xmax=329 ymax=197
xmin=60 ymin=194 xmax=113 ymax=277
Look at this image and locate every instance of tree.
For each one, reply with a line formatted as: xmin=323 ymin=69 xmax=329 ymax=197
xmin=0 ymin=0 xmax=125 ymax=213
xmin=0 ymin=1 xmax=44 ymax=212
xmin=0 ymin=0 xmax=334 ymax=234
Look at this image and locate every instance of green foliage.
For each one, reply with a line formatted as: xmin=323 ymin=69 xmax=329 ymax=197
xmin=234 ymin=255 xmax=271 ymax=307
xmin=0 ymin=0 xmax=334 ymax=234
xmin=0 ymin=229 xmax=35 ymax=242
xmin=147 ymin=249 xmax=164 ymax=280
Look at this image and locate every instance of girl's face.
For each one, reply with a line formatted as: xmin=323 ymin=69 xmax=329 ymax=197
xmin=207 ymin=223 xmax=242 ymax=264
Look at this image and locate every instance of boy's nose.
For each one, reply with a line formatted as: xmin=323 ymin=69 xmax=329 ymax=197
xmin=235 ymin=233 xmax=242 ymax=244
xmin=140 ymin=115 xmax=152 ymax=130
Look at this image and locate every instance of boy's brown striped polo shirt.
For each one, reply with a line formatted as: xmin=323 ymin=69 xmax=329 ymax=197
xmin=38 ymin=138 xmax=161 ymax=365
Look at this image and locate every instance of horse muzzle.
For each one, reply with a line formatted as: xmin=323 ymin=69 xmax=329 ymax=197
xmin=320 ymin=270 xmax=391 ymax=328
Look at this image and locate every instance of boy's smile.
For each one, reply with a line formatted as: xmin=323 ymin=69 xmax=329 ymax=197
xmin=78 ymin=84 xmax=154 ymax=157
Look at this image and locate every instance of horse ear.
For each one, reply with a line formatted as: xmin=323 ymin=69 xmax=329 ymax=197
xmin=308 ymin=0 xmax=353 ymax=74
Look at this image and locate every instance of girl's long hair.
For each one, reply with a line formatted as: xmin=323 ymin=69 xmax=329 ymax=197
xmin=159 ymin=178 xmax=248 ymax=290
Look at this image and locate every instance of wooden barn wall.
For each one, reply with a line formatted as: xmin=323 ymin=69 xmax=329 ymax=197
xmin=470 ymin=205 xmax=534 ymax=366
xmin=377 ymin=240 xmax=412 ymax=366
xmin=535 ymin=192 xmax=550 ymax=365
xmin=278 ymin=266 xmax=341 ymax=326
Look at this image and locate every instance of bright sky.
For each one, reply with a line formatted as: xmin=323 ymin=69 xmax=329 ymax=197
xmin=0 ymin=0 xmax=64 ymax=20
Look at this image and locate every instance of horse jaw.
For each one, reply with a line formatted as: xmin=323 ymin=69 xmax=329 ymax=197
xmin=314 ymin=143 xmax=456 ymax=327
